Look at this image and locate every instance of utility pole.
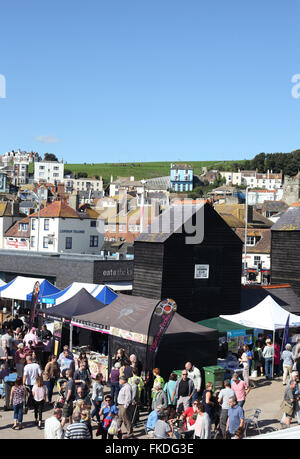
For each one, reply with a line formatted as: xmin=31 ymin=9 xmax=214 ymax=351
xmin=243 ymin=187 xmax=249 ymax=284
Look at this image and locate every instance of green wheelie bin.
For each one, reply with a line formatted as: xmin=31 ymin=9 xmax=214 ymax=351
xmin=202 ymin=366 xmax=226 ymax=391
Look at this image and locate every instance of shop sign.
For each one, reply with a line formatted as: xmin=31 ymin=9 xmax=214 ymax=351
xmin=194 ymin=264 xmax=209 ymax=279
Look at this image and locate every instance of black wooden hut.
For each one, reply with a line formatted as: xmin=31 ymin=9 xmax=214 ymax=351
xmin=133 ymin=201 xmax=243 ymax=322
xmin=271 ymin=206 xmax=300 ymax=297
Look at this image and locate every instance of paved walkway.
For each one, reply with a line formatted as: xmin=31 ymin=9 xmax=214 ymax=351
xmin=0 ymin=376 xmax=297 ymax=439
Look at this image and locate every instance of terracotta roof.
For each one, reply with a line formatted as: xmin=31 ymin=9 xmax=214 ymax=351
xmin=236 ymin=228 xmax=271 ymax=254
xmin=215 ymin=204 xmax=273 ymax=229
xmin=5 ymin=217 xmax=30 ymax=238
xmin=29 ymin=201 xmax=81 ymax=219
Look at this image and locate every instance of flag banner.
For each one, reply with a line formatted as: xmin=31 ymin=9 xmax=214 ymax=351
xmin=30 ymin=281 xmax=40 ymax=326
xmin=281 ymin=314 xmax=290 ymax=353
xmin=145 ymin=298 xmax=177 ymax=372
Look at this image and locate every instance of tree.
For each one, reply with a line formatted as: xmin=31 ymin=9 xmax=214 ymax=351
xmin=77 ymin=171 xmax=88 ymax=178
xmin=44 ymin=153 xmax=58 ymax=162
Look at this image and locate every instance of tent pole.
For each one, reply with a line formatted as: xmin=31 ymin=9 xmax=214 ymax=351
xmin=272 ymin=328 xmax=275 ymax=379
xmin=69 ymin=323 xmax=73 ymax=352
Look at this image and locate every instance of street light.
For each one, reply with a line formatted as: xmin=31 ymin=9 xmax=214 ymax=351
xmin=243 ymin=187 xmax=249 ymax=284
xmin=31 ymin=186 xmax=45 ymax=252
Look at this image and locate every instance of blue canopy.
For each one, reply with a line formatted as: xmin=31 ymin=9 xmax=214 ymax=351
xmin=42 ymin=283 xmax=118 ymax=306
xmin=0 ymin=278 xmax=15 ymax=292
xmin=26 ymin=280 xmax=61 ymax=302
xmin=92 ymin=285 xmax=118 ymax=305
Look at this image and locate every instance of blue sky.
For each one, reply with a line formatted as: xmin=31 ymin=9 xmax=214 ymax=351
xmin=0 ymin=0 xmax=300 ymax=163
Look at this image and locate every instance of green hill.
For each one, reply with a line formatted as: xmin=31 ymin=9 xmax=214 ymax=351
xmin=64 ymin=160 xmax=246 ymax=183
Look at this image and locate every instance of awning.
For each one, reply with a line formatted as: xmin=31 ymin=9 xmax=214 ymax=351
xmin=42 ymin=282 xmax=118 ymax=306
xmin=0 ymin=276 xmax=46 ymax=301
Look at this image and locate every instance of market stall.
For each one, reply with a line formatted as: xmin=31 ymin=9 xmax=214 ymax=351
xmin=221 ymin=295 xmax=300 ymax=377
xmin=40 ymin=288 xmax=108 ymax=363
xmin=71 ymin=293 xmax=218 ymax=380
xmin=0 ymin=276 xmax=60 ymax=317
xmin=198 ymin=317 xmax=254 ymax=356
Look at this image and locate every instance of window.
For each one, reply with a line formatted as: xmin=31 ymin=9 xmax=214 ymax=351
xmin=90 ymin=235 xmax=98 ymax=247
xmin=54 ymin=166 xmax=59 ymax=170
xmin=254 ymin=256 xmax=261 ymax=266
xmin=65 ymin=237 xmax=72 ymax=249
xmin=19 ymin=223 xmax=28 ymax=231
xmin=39 ymin=166 xmax=45 ymax=170
xmin=90 ymin=221 xmax=97 ymax=227
xmin=44 ymin=219 xmax=50 ymax=231
xmin=31 ymin=219 xmax=36 ymax=230
xmin=246 ymin=236 xmax=255 ymax=246
xmin=30 ymin=236 xmax=35 ymax=248
xmin=53 ymin=173 xmax=59 ymax=177
xmin=43 ymin=236 xmax=48 ymax=248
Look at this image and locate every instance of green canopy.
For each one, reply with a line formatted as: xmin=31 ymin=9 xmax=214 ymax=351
xmin=197 ymin=317 xmax=252 ymax=336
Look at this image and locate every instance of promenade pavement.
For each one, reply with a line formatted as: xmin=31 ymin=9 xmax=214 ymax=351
xmin=0 ymin=375 xmax=296 ymax=439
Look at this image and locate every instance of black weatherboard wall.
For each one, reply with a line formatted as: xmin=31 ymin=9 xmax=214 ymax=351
xmin=133 ymin=202 xmax=243 ymax=322
xmin=271 ymin=207 xmax=300 ymax=297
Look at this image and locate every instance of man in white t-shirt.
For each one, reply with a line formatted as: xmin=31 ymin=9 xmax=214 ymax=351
xmin=218 ymin=379 xmax=235 ymax=438
xmin=22 ymin=356 xmax=42 ymax=388
xmin=44 ymin=408 xmax=64 ymax=439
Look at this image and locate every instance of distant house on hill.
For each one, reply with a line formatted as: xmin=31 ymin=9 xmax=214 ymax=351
xmin=170 ymin=164 xmax=193 ymax=192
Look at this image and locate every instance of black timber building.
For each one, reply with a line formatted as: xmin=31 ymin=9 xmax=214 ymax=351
xmin=133 ymin=202 xmax=243 ymax=322
xmin=271 ymin=206 xmax=300 ymax=297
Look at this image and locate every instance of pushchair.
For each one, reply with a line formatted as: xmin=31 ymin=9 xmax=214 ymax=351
xmin=53 ymin=378 xmax=67 ymax=409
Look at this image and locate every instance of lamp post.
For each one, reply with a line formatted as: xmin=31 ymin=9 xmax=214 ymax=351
xmin=243 ymin=187 xmax=249 ymax=284
xmin=31 ymin=186 xmax=45 ymax=252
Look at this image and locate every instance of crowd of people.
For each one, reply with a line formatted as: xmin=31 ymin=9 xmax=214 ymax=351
xmin=1 ymin=313 xmax=300 ymax=439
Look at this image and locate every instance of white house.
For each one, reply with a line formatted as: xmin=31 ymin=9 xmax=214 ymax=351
xmin=247 ymin=188 xmax=284 ymax=205
xmin=220 ymin=170 xmax=283 ymax=190
xmin=34 ymin=161 xmax=64 ymax=184
xmin=64 ymin=177 xmax=104 ymax=193
xmin=29 ymin=200 xmax=104 ymax=254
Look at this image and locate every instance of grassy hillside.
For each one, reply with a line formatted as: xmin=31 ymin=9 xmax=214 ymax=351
xmin=64 ymin=160 xmax=246 ymax=183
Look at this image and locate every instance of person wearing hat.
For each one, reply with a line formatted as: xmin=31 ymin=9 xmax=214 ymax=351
xmin=117 ymin=376 xmax=133 ymax=438
xmin=15 ymin=343 xmax=26 ymax=377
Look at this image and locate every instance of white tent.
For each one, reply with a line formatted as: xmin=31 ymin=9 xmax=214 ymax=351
xmin=0 ymin=276 xmax=45 ymax=301
xmin=221 ymin=295 xmax=300 ymax=330
xmin=42 ymin=282 xmax=105 ymax=306
xmin=0 ymin=280 xmax=6 ymax=287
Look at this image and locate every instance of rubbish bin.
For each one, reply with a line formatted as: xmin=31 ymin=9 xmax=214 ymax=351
xmin=202 ymin=366 xmax=226 ymax=391
xmin=3 ymin=373 xmax=17 ymax=411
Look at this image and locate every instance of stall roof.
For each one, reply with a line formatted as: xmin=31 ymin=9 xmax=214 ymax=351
xmin=221 ymin=295 xmax=300 ymax=330
xmin=26 ymin=280 xmax=61 ymax=302
xmin=198 ymin=317 xmax=251 ymax=335
xmin=42 ymin=282 xmax=104 ymax=305
xmin=0 ymin=276 xmax=46 ymax=301
xmin=72 ymin=293 xmax=217 ymax=339
xmin=40 ymin=288 xmax=107 ymax=320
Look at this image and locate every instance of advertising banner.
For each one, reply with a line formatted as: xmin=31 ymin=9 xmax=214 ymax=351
xmin=30 ymin=281 xmax=40 ymax=326
xmin=145 ymin=298 xmax=177 ymax=372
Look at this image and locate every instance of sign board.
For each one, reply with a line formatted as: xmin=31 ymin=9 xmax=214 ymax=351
xmin=194 ymin=264 xmax=209 ymax=279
